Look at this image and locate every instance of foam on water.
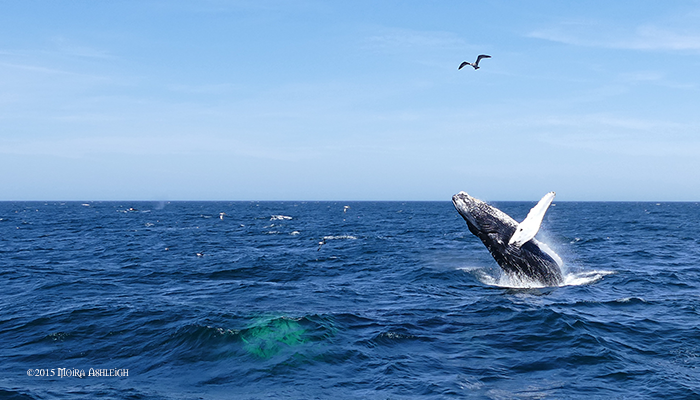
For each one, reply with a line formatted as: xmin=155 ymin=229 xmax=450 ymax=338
xmin=562 ymin=269 xmax=615 ymax=286
xmin=322 ymin=235 xmax=358 ymax=240
xmin=462 ymin=266 xmax=615 ymax=289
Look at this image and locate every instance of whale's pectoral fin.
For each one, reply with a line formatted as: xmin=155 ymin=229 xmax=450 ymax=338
xmin=508 ymin=191 xmax=556 ymax=247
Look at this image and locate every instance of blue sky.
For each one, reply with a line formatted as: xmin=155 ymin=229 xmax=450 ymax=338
xmin=1 ymin=1 xmax=699 ymax=201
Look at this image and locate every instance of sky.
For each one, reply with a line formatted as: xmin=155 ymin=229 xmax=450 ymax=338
xmin=1 ymin=1 xmax=699 ymax=201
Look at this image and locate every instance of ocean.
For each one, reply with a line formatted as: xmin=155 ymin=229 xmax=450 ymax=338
xmin=1 ymin=200 xmax=699 ymax=399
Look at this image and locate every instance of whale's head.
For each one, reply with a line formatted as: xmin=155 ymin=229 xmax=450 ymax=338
xmin=451 ymin=191 xmax=516 ymax=242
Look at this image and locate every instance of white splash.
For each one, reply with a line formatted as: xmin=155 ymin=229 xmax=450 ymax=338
xmin=460 ymin=267 xmax=614 ymax=289
xmin=270 ymin=215 xmax=292 ymax=221
xmin=562 ymin=270 xmax=615 ymax=286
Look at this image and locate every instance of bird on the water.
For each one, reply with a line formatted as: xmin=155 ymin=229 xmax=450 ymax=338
xmin=459 ymin=54 xmax=491 ymax=70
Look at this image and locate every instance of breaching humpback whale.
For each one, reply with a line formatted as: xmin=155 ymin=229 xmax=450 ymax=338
xmin=452 ymin=191 xmax=563 ymax=286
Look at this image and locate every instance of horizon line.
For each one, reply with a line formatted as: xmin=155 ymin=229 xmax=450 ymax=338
xmin=1 ymin=199 xmax=698 ymax=203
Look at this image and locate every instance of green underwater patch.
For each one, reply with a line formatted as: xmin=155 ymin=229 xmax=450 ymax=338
xmin=240 ymin=316 xmax=310 ymax=359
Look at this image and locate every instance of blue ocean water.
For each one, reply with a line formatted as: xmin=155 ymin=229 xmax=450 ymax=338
xmin=1 ymin=200 xmax=699 ymax=399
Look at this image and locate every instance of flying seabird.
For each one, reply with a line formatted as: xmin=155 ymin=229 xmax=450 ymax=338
xmin=459 ymin=54 xmax=491 ymax=70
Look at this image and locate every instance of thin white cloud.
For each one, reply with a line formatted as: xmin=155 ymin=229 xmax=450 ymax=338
xmin=538 ymin=113 xmax=687 ymax=131
xmin=0 ymin=61 xmax=114 ymax=82
xmin=49 ymin=36 xmax=116 ymax=59
xmin=532 ymin=113 xmax=700 ymax=156
xmin=626 ymin=25 xmax=700 ymax=51
xmin=364 ymin=27 xmax=471 ymax=52
xmin=0 ymin=61 xmax=76 ymax=75
xmin=167 ymin=83 xmax=238 ymax=95
xmin=529 ymin=21 xmax=700 ymax=52
xmin=539 ymin=131 xmax=700 ymax=157
xmin=618 ymin=71 xmax=665 ymax=82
